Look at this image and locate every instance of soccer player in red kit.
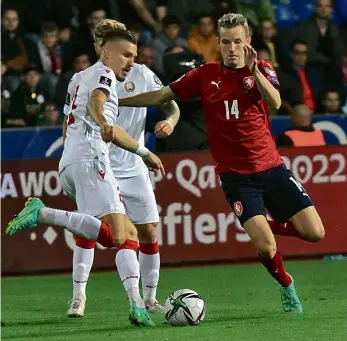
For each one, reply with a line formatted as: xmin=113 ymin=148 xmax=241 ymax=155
xmin=119 ymin=13 xmax=325 ymax=313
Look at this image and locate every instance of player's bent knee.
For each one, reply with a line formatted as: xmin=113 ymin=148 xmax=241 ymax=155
xmin=290 ymin=206 xmax=325 ymax=242
xmin=136 ymin=223 xmax=158 ymax=243
xmin=124 ymin=216 xmax=139 ymax=241
xmin=257 ymin=242 xmax=277 ymax=259
xmin=126 ymin=228 xmax=138 ymax=241
xmin=112 ymin=236 xmax=126 ymax=247
xmin=307 ymin=223 xmax=325 ymax=242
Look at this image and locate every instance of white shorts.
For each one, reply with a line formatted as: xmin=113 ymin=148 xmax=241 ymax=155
xmin=60 ymin=161 xmax=125 ymax=218
xmin=116 ymin=172 xmax=159 ymax=225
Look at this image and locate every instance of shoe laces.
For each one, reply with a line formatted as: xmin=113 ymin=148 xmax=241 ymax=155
xmin=68 ymin=297 xmax=83 ymax=309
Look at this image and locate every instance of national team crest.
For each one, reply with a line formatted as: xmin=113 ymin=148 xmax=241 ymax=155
xmin=124 ymin=81 xmax=135 ymax=93
xmin=233 ymin=201 xmax=243 ymax=217
xmin=243 ymin=76 xmax=254 ymax=89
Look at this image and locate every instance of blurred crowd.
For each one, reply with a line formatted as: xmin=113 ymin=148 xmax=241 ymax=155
xmin=1 ymin=0 xmax=347 ymax=148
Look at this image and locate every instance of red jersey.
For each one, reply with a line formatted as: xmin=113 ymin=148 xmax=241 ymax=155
xmin=169 ymin=60 xmax=282 ymax=174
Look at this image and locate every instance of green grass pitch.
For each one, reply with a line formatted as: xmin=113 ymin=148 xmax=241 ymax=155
xmin=2 ymin=260 xmax=347 ymax=341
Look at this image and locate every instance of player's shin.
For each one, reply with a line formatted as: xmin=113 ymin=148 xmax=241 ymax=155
xmin=260 ymin=251 xmax=292 ymax=287
xmin=243 ymin=216 xmax=292 ymax=287
xmin=38 ymin=208 xmax=114 ymax=247
xmin=115 ymin=239 xmax=144 ymax=308
xmin=139 ymin=241 xmax=160 ymax=304
xmin=73 ymin=238 xmax=96 ymax=298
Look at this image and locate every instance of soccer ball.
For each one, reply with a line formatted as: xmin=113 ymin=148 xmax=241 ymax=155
xmin=164 ymin=289 xmax=206 ymax=326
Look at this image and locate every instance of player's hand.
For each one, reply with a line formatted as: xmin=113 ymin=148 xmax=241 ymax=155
xmin=244 ymin=44 xmax=258 ymax=73
xmin=143 ymin=152 xmax=165 ymax=176
xmin=154 ymin=120 xmax=174 ymax=138
xmin=100 ymin=123 xmax=117 ymax=142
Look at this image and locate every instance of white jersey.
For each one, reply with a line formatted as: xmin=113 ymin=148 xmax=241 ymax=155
xmin=110 ymin=63 xmax=163 ymax=177
xmin=59 ymin=62 xmax=118 ymax=172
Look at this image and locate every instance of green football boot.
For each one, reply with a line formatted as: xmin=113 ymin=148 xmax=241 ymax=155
xmin=280 ymin=275 xmax=303 ymax=313
xmin=6 ymin=197 xmax=45 ymax=236
xmin=129 ymin=301 xmax=155 ymax=327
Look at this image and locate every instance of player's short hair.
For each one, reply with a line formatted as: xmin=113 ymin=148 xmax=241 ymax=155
xmin=217 ymin=13 xmax=249 ymax=37
xmin=100 ymin=28 xmax=137 ymax=47
xmin=94 ymin=19 xmax=126 ymax=40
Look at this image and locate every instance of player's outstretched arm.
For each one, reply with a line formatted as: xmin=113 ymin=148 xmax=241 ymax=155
xmin=111 ymin=125 xmax=165 ymax=175
xmin=111 ymin=125 xmax=141 ymax=153
xmin=155 ymin=100 xmax=180 ymax=138
xmin=119 ymin=86 xmax=176 ymax=107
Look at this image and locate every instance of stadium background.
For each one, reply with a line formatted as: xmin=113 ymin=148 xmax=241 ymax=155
xmin=1 ymin=1 xmax=347 ymax=340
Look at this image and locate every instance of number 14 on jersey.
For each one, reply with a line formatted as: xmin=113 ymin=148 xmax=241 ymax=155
xmin=224 ymin=100 xmax=239 ymax=120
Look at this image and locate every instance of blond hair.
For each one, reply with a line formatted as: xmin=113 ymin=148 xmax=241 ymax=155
xmin=94 ymin=19 xmax=126 ymax=40
xmin=217 ymin=13 xmax=249 ymax=37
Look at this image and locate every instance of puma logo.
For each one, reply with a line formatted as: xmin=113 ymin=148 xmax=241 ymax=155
xmin=211 ymin=81 xmax=221 ymax=89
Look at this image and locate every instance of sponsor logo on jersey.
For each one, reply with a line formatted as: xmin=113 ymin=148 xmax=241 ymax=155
xmin=65 ymin=92 xmax=71 ymax=106
xmin=153 ymin=75 xmax=162 ymax=85
xmin=243 ymin=76 xmax=254 ymax=89
xmin=99 ymin=76 xmax=112 ymax=87
xmin=233 ymin=201 xmax=243 ymax=217
xmin=124 ymin=81 xmax=135 ymax=93
xmin=211 ymin=81 xmax=221 ymax=89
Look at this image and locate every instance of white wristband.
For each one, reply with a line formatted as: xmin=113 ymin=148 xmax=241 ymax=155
xmin=135 ymin=146 xmax=149 ymax=158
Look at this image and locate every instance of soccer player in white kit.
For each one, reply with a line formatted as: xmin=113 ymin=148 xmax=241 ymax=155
xmin=68 ymin=19 xmax=180 ymax=317
xmin=6 ymin=28 xmax=164 ymax=327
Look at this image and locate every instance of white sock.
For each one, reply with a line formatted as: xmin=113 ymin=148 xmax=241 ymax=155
xmin=72 ymin=245 xmax=94 ymax=298
xmin=115 ymin=249 xmax=144 ymax=308
xmin=139 ymin=251 xmax=160 ymax=303
xmin=38 ymin=208 xmax=101 ymax=240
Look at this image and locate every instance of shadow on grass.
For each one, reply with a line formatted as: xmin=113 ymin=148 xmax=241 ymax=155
xmin=1 ymin=318 xmax=170 ymax=340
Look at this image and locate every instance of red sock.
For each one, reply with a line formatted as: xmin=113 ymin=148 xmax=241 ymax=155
xmin=75 ymin=236 xmax=96 ymax=249
xmin=96 ymin=222 xmax=114 ymax=248
xmin=268 ymin=221 xmax=303 ymax=239
xmin=118 ymin=239 xmax=138 ymax=251
xmin=261 ymin=251 xmax=292 ymax=287
xmin=139 ymin=241 xmax=159 ymax=255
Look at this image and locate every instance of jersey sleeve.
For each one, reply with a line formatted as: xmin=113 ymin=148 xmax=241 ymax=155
xmin=169 ymin=67 xmax=202 ymax=101
xmin=89 ymin=67 xmax=117 ymax=96
xmin=63 ymin=73 xmax=78 ymax=116
xmin=258 ymin=60 xmax=280 ymax=88
xmin=142 ymin=65 xmax=164 ymax=91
